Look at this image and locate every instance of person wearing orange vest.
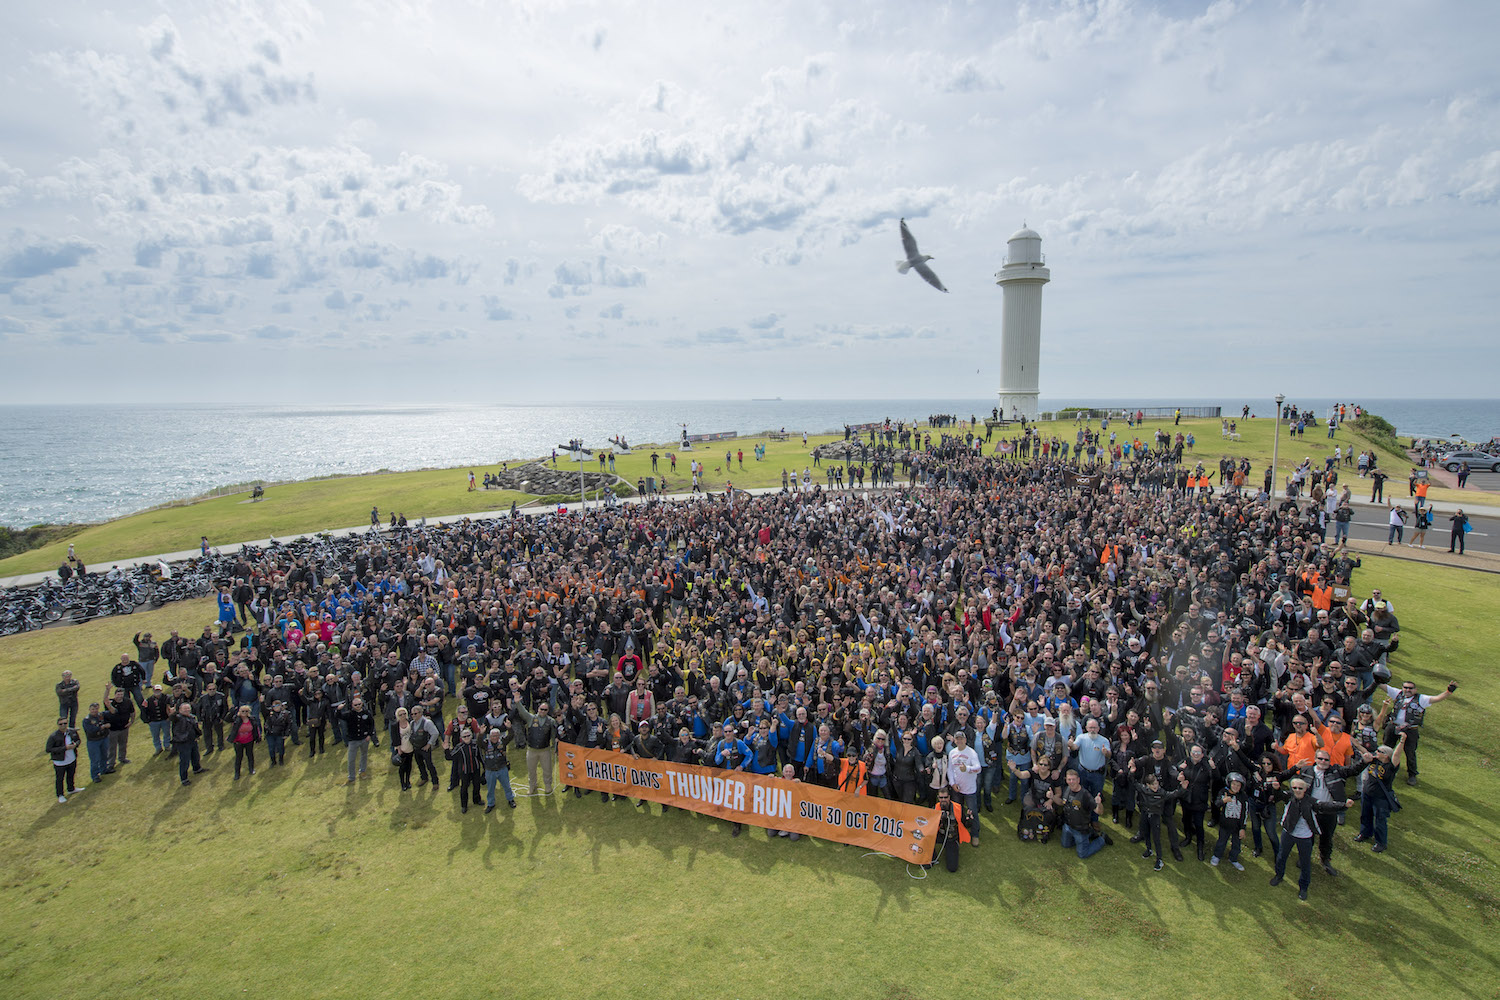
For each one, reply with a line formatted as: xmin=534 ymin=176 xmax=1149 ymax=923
xmin=1282 ymin=714 xmax=1325 ymax=767
xmin=929 ymin=787 xmax=973 ymax=872
xmin=838 ymin=753 xmax=869 ymax=796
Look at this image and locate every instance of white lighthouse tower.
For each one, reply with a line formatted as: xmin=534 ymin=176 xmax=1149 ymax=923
xmin=995 ymin=225 xmax=1050 ymax=421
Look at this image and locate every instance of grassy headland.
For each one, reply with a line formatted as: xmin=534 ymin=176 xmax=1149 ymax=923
xmin=0 ymin=412 xmax=1434 ymax=578
xmin=0 ymin=556 xmax=1495 ymax=999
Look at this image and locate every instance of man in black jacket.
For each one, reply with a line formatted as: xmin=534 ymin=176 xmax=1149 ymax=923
xmin=444 ymin=727 xmax=484 ymax=813
xmin=339 ymin=694 xmax=378 ymax=785
xmin=512 ymin=692 xmax=559 ymax=795
xmin=168 ymin=701 xmax=204 ymax=785
xmin=46 ymin=719 xmax=81 ymax=802
xmin=481 ymin=727 xmax=515 ymax=812
xmin=1278 ymin=748 xmax=1372 ymax=875
xmin=197 ymin=682 xmax=228 ymax=755
xmin=1269 ymin=776 xmax=1351 ymax=900
xmin=111 ymin=655 xmax=146 ymax=708
xmin=102 ymin=688 xmax=135 ymax=769
xmin=141 ymin=685 xmax=172 ymax=755
xmin=56 ymin=671 xmax=81 ymax=727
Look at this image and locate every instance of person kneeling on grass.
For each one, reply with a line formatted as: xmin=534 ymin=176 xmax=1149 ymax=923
xmin=1058 ymin=768 xmax=1112 ymax=858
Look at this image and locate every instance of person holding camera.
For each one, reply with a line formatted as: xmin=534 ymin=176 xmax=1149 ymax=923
xmin=1381 ymin=679 xmax=1456 ymax=785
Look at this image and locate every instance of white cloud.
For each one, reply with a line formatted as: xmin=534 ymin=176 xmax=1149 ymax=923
xmin=0 ymin=0 xmax=1496 ymax=399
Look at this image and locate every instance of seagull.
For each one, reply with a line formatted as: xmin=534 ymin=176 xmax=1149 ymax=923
xmin=896 ymin=218 xmax=948 ymax=293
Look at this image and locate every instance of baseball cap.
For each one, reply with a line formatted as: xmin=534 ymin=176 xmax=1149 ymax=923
xmin=1151 ymin=739 xmax=1164 ymax=747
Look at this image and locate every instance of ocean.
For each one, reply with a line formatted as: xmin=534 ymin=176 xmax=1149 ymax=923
xmin=0 ymin=397 xmax=1495 ymax=529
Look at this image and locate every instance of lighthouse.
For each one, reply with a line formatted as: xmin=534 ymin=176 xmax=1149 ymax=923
xmin=995 ymin=225 xmax=1050 ymax=421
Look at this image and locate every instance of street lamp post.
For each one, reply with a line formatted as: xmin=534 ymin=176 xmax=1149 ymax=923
xmin=1271 ymin=393 xmax=1285 ymax=499
xmin=579 ymin=441 xmax=587 ymax=514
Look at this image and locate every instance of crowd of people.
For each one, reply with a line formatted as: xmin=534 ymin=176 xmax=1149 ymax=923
xmin=43 ymin=422 xmax=1461 ymax=895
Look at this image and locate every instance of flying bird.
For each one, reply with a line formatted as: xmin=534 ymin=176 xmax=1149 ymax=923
xmin=896 ymin=218 xmax=948 ymax=293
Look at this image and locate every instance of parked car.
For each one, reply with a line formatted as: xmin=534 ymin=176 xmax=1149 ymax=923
xmin=1440 ymin=450 xmax=1500 ymax=473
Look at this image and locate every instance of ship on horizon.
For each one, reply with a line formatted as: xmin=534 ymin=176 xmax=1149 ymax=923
xmin=751 ymin=396 xmax=783 ymax=402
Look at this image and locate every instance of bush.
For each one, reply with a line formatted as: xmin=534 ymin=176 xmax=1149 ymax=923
xmin=0 ymin=523 xmax=83 ymax=561
xmin=1353 ymin=412 xmax=1402 ymax=455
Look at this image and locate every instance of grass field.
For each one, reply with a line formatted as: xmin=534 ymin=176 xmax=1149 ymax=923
xmin=1 ymin=555 xmax=1496 ymax=999
xmin=1 ymin=412 xmax=1444 ymax=580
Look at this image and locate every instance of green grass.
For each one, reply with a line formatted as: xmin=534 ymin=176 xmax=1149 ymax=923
xmin=0 ymin=413 xmax=1440 ymax=579
xmin=1 ymin=557 xmax=1497 ymax=998
xmin=0 ymin=470 xmax=528 ymax=576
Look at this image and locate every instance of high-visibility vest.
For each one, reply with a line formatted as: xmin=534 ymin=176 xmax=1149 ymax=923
xmin=947 ymin=802 xmax=971 ymax=843
xmin=1311 ymin=584 xmax=1333 ymax=612
xmin=838 ymin=757 xmax=868 ymax=796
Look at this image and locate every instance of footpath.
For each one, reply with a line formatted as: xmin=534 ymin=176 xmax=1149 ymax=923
xmin=5 ymin=489 xmax=1498 ymax=591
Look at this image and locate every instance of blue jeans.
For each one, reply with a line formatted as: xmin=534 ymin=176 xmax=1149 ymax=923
xmin=980 ymin=763 xmax=1002 ymax=808
xmin=175 ymin=741 xmax=200 ymax=781
xmin=1006 ymin=753 xmax=1031 ymax=800
xmin=486 ymin=768 xmax=514 ymax=808
xmin=957 ymin=789 xmax=980 ymax=839
xmin=1334 ymin=521 xmax=1350 ymax=543
xmin=1079 ymin=767 xmax=1106 ymax=801
xmin=1360 ymin=795 xmax=1393 ymax=848
xmin=87 ymin=738 xmax=108 ymax=782
xmin=267 ymin=734 xmax=285 ymax=760
xmin=1388 ymin=524 xmax=1402 ymax=544
xmin=1275 ymin=831 xmax=1314 ymax=892
xmin=1062 ymin=823 xmax=1106 ymax=858
xmin=148 ymin=720 xmax=169 ymax=752
xmin=141 ymin=659 xmax=158 ymax=687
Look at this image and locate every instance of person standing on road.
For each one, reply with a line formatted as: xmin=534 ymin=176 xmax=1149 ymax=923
xmin=1408 ymin=504 xmax=1430 ymax=549
xmin=1385 ymin=503 xmax=1406 ymax=545
xmin=1456 ymin=462 xmax=1470 ymax=489
xmin=46 ymin=718 xmax=81 ymax=804
xmin=1448 ymin=509 xmax=1469 ymax=555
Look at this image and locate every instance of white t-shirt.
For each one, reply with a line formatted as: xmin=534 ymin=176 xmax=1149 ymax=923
xmin=1383 ymin=685 xmax=1433 ymax=726
xmin=947 ymin=745 xmax=981 ymax=795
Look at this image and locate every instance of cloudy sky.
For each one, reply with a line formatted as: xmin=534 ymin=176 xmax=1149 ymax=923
xmin=1 ymin=0 xmax=1496 ymax=403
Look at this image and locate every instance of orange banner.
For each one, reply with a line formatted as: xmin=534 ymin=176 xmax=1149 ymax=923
xmin=558 ymin=742 xmax=940 ymax=864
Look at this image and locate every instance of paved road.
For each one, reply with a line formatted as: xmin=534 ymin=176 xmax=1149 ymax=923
xmin=1345 ymin=506 xmax=1496 ymax=555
